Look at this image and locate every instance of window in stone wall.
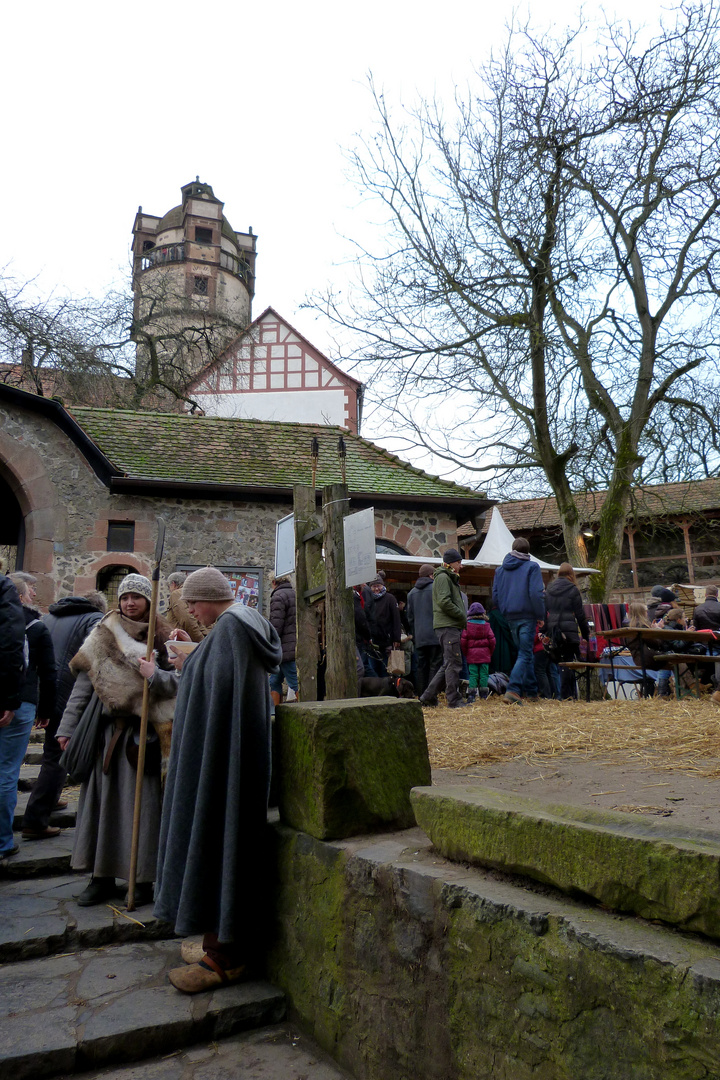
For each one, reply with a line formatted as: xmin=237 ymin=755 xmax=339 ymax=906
xmin=375 ymin=539 xmax=409 ymax=556
xmin=195 ymin=227 xmax=213 ymax=244
xmin=107 ymin=521 xmax=135 ymax=552
xmin=193 ymin=276 xmax=208 ymax=295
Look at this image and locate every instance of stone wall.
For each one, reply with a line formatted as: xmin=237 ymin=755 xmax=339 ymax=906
xmin=269 ymin=824 xmax=720 ymax=1080
xmin=0 ymin=402 xmax=461 ymax=608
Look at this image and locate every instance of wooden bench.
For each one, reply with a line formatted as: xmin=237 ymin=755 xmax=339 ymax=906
xmin=656 ymin=653 xmax=719 ymax=699
xmin=557 ymin=662 xmax=630 ymax=701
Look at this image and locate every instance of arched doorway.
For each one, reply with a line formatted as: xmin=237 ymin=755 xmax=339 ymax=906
xmin=97 ymin=564 xmax=135 ymax=609
xmin=0 ymin=471 xmax=25 ymax=571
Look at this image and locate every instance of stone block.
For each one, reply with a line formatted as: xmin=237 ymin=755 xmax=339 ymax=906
xmin=412 ymin=785 xmax=720 ymax=938
xmin=276 ymin=698 xmax=431 ymax=840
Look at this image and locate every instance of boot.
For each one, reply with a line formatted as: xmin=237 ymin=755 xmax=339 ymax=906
xmin=478 ymin=688 xmax=489 ymax=700
xmin=467 ymin=689 xmax=478 ymax=703
xmin=271 ymin=691 xmax=282 ymax=707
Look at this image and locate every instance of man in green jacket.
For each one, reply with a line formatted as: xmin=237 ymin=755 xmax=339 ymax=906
xmin=419 ymin=549 xmax=469 ymax=709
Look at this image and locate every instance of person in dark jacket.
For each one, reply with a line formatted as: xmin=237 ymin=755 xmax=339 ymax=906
xmin=0 ymin=570 xmax=27 ymax=859
xmin=366 ymin=577 xmax=403 ymax=677
xmin=419 ymin=550 xmax=469 ymax=709
xmin=21 ymin=592 xmax=106 ymax=840
xmin=492 ymin=538 xmax=545 ymax=704
xmin=1 ymin=577 xmax=56 ymax=858
xmin=268 ymin=577 xmax=298 ymax=704
xmin=693 ymin=586 xmax=720 ymax=633
xmin=647 ymin=585 xmax=678 ymax=625
xmin=545 ymin=563 xmax=589 ymax=699
xmin=406 ymin=564 xmax=441 ymax=696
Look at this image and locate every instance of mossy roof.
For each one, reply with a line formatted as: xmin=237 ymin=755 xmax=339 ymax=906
xmin=496 ymin=478 xmax=720 ymax=530
xmin=68 ymin=407 xmax=485 ymax=503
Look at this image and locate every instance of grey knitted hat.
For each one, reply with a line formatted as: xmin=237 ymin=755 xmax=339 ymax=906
xmin=118 ymin=573 xmax=152 ymax=602
xmin=182 ymin=566 xmax=235 ymax=602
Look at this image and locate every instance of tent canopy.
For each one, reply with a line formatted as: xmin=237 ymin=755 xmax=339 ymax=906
xmin=471 ymin=507 xmax=598 ymax=573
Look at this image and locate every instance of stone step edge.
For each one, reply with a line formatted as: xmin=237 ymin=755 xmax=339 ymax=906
xmin=1 ymin=981 xmax=286 ymax=1080
xmin=411 ymin=785 xmax=720 ymax=941
xmin=0 ymin=911 xmax=174 ymax=965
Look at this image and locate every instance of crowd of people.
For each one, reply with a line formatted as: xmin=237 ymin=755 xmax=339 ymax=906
xmin=349 ymin=541 xmax=593 ymax=707
xmin=0 ymin=564 xmax=282 ymax=996
xmin=2 ymin=546 xmax=719 ymax=993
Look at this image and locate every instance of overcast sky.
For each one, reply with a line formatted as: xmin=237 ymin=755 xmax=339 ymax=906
xmin=4 ymin=0 xmax=661 ymax=458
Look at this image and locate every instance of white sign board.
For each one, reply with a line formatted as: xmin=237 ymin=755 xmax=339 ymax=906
xmin=344 ymin=507 xmax=377 ymax=588
xmin=274 ymin=513 xmax=295 ymax=578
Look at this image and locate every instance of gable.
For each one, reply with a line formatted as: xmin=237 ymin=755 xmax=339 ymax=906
xmin=189 ymin=309 xmax=361 ymax=431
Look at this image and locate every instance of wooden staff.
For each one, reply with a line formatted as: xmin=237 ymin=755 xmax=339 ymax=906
xmin=127 ymin=517 xmax=166 ymax=911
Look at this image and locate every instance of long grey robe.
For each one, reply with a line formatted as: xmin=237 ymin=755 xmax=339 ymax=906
xmin=57 ymin=671 xmax=176 ymax=882
xmin=153 ymin=603 xmax=282 ymax=945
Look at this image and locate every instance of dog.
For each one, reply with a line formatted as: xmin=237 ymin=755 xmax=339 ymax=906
xmin=359 ymin=675 xmax=416 ymax=699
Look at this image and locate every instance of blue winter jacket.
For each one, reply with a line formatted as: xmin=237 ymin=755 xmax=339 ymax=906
xmin=492 ymin=553 xmax=545 ymax=623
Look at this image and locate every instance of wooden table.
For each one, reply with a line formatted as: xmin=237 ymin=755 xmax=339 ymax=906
xmin=596 ymin=627 xmax=720 ymax=698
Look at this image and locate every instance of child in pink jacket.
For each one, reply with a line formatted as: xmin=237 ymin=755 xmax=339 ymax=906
xmin=461 ymin=602 xmax=496 ymax=702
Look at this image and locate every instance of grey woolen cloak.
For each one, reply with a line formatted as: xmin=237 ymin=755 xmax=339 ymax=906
xmin=153 ymin=603 xmax=282 ymax=945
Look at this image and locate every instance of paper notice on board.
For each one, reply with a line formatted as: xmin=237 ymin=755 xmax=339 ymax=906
xmin=344 ymin=507 xmax=376 ymax=587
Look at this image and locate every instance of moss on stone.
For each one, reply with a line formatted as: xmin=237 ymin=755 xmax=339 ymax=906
xmin=412 ymin=786 xmax=720 ymax=939
xmin=276 ymin=699 xmax=431 ymax=840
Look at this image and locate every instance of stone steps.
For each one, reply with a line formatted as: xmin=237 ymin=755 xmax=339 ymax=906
xmin=0 ymin=827 xmax=75 ymax=878
xmin=13 ymin=790 xmax=78 ymax=830
xmin=0 ymin=873 xmax=167 ymax=963
xmin=0 ymin=938 xmax=285 ymax=1080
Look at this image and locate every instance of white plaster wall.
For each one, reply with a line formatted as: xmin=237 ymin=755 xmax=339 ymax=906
xmin=199 ymin=389 xmax=348 ymax=425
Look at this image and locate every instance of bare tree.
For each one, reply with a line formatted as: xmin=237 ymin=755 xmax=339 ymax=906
xmin=313 ymin=4 xmax=720 ymax=599
xmin=0 ymin=272 xmax=246 ymax=412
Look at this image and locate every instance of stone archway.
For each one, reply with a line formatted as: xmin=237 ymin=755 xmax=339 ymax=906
xmin=0 ymin=428 xmax=64 ymax=607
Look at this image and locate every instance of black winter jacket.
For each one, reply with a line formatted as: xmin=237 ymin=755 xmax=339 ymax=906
xmin=0 ymin=573 xmax=26 ymax=712
xmin=43 ymin=597 xmax=104 ymax=719
xmin=406 ymin=577 xmax=439 ymax=648
xmin=20 ymin=606 xmax=57 ymax=718
xmin=545 ymin=578 xmax=589 ymax=644
xmin=693 ymin=598 xmax=720 ymax=633
xmin=269 ymin=580 xmax=297 ymax=662
xmin=368 ymin=591 xmax=403 ymax=651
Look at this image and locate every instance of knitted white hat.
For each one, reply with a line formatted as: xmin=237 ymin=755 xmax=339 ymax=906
xmin=117 ymin=573 xmax=153 ymax=603
xmin=182 ymin=566 xmax=234 ymax=602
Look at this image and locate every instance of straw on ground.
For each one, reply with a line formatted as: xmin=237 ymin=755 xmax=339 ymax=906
xmin=424 ymin=698 xmax=720 ymax=776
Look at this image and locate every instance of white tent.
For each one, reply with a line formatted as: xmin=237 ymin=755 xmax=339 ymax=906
xmin=471 ymin=507 xmax=598 ymax=574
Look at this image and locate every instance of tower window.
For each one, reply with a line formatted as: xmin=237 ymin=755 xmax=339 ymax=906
xmin=195 ymin=227 xmax=213 ymax=244
xmin=107 ymin=521 xmax=135 ymax=552
xmin=142 ymin=239 xmax=155 ymax=252
xmin=194 ymin=276 xmax=209 ymax=295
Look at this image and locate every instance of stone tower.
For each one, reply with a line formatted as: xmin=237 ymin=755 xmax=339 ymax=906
xmin=131 ymin=180 xmax=257 ymax=385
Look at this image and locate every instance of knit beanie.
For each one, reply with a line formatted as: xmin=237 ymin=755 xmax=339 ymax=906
xmin=182 ymin=566 xmax=235 ymax=602
xmin=117 ymin=573 xmax=152 ymax=603
xmin=443 ymin=548 xmax=462 ymax=564
xmin=468 ymin=601 xmax=486 ymax=616
xmin=419 ymin=564 xmax=435 ymax=578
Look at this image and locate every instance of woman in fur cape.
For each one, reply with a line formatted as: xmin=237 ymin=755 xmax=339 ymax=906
xmin=56 ymin=574 xmax=176 ymax=907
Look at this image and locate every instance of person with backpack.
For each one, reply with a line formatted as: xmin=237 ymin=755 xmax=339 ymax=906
xmin=419 ymin=549 xmax=469 ymax=709
xmin=492 ymin=538 xmax=546 ymax=704
xmin=1 ymin=575 xmax=56 ymax=859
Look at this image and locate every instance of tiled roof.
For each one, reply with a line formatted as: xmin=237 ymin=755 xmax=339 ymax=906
xmin=496 ymin=478 xmax=720 ymax=531
xmin=68 ymin=406 xmax=486 ymax=502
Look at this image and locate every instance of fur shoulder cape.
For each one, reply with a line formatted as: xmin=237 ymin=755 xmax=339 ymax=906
xmin=69 ymin=609 xmax=175 ymax=725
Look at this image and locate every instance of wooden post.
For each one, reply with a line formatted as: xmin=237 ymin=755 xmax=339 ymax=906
xmin=323 ymin=483 xmax=358 ymax=699
xmin=681 ymin=520 xmax=695 ymax=584
xmin=294 ymin=484 xmax=322 ymax=701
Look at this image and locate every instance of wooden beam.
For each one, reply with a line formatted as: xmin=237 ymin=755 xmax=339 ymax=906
xmin=323 ymin=483 xmax=358 ymax=700
xmin=681 ymin=519 xmax=696 ymax=584
xmin=294 ymin=484 xmax=322 ymax=701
